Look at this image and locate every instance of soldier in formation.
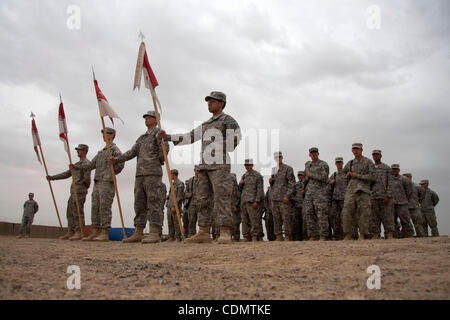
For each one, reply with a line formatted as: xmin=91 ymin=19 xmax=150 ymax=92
xmin=263 ymin=172 xmax=276 ymax=241
xmin=403 ymin=173 xmax=424 ymax=237
xmin=292 ymin=171 xmax=305 ymax=241
xmin=328 ymin=157 xmax=347 ymax=240
xmin=17 ymin=193 xmax=39 ymax=238
xmin=390 ymin=164 xmax=414 ymax=238
xmin=419 ymin=180 xmax=440 ymax=237
xmin=165 ymin=169 xmax=185 ymax=242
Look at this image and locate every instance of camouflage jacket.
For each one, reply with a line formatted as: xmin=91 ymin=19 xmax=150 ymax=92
xmin=23 ymin=200 xmax=39 ymax=215
xmin=160 ymin=183 xmax=167 ymax=208
xmin=304 ymin=159 xmax=329 ymax=197
xmin=115 ymin=127 xmax=169 ymax=177
xmin=293 ymin=179 xmax=305 ymax=207
xmin=77 ymin=143 xmax=124 ymax=182
xmin=271 ymin=164 xmax=296 ymax=201
xmin=408 ymin=183 xmax=424 ymax=209
xmin=168 ymin=112 xmax=241 ymax=171
xmin=184 ymin=176 xmax=200 ymax=208
xmin=329 ymin=170 xmax=348 ymax=201
xmin=166 ymin=179 xmax=185 ymax=210
xmin=264 ymin=185 xmax=274 ymax=214
xmin=231 ymin=174 xmax=241 ymax=210
xmin=239 ymin=169 xmax=264 ymax=203
xmin=371 ymin=162 xmax=394 ymax=200
xmin=390 ymin=175 xmax=412 ymax=205
xmin=342 ymin=156 xmax=376 ymax=195
xmin=420 ymin=188 xmax=439 ymax=211
xmin=52 ymin=158 xmax=91 ymax=194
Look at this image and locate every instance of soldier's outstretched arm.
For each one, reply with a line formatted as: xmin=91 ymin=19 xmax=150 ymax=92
xmin=160 ymin=125 xmax=202 ymax=146
xmin=50 ymin=170 xmax=72 ymax=181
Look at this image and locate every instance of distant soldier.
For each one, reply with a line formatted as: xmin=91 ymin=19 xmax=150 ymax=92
xmin=17 ymin=193 xmax=39 ymax=238
xmin=370 ymin=150 xmax=395 ymax=239
xmin=71 ymin=127 xmax=124 ymax=241
xmin=239 ymin=159 xmax=264 ymax=242
xmin=230 ymin=173 xmax=241 ymax=241
xmin=271 ymin=151 xmax=296 ymax=241
xmin=47 ymin=144 xmax=91 ymax=241
xmin=263 ymin=172 xmax=276 ymax=241
xmin=419 ymin=180 xmax=440 ymax=237
xmin=184 ymin=166 xmax=201 ymax=238
xmin=303 ymin=147 xmax=330 ymax=241
xmin=390 ymin=164 xmax=414 ymax=238
xmin=342 ymin=143 xmax=376 ymax=240
xmin=109 ymin=111 xmax=169 ymax=244
xmin=159 ymin=91 xmax=241 ymax=244
xmin=328 ymin=157 xmax=347 ymax=240
xmin=403 ymin=173 xmax=425 ymax=237
xmin=165 ymin=169 xmax=185 ymax=242
xmin=292 ymin=171 xmax=305 ymax=241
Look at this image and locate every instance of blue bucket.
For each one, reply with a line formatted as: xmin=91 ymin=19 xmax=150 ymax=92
xmin=108 ymin=228 xmax=135 ymax=241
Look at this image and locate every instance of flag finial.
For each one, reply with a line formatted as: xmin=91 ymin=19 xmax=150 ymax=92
xmin=138 ymin=30 xmax=145 ymax=42
xmin=30 ymin=112 xmax=35 ymax=119
xmin=59 ymin=92 xmax=62 ymax=103
xmin=92 ymin=66 xmax=96 ymax=81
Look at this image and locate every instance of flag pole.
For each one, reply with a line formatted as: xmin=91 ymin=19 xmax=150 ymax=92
xmin=60 ymin=93 xmax=84 ymax=235
xmin=93 ymin=68 xmax=127 ymax=239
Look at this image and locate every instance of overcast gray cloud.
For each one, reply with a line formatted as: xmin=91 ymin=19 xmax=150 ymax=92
xmin=1 ymin=0 xmax=449 ymax=235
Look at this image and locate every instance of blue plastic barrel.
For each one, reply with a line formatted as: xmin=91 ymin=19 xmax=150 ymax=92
xmin=108 ymin=228 xmax=135 ymax=241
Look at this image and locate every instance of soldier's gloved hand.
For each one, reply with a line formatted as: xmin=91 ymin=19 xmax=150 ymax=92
xmin=158 ymin=130 xmax=167 ymax=140
xmin=108 ymin=157 xmax=115 ymax=164
xmin=171 ymin=208 xmax=176 ymax=214
xmin=239 ymin=180 xmax=244 ymax=185
xmin=188 ymin=193 xmax=193 ymax=198
xmin=46 ymin=175 xmax=52 ymax=181
xmin=330 ymin=179 xmax=336 ymax=185
xmin=69 ymin=164 xmax=76 ymax=170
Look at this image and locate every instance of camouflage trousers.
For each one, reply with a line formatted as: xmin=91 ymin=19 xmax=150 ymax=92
xmin=409 ymin=208 xmax=424 ymax=237
xmin=18 ymin=212 xmax=35 ymax=235
xmin=66 ymin=193 xmax=87 ymax=232
xmin=264 ymin=211 xmax=276 ymax=241
xmin=231 ymin=209 xmax=241 ymax=240
xmin=393 ymin=204 xmax=414 ymax=238
xmin=342 ymin=191 xmax=371 ymax=236
xmin=185 ymin=203 xmax=198 ymax=238
xmin=241 ymin=202 xmax=263 ymax=238
xmin=303 ymin=194 xmax=330 ymax=238
xmin=291 ymin=205 xmax=303 ymax=240
xmin=422 ymin=209 xmax=439 ymax=237
xmin=91 ymin=181 xmax=115 ymax=229
xmin=134 ymin=175 xmax=164 ymax=228
xmin=330 ymin=200 xmax=344 ymax=240
xmin=197 ymin=169 xmax=233 ymax=228
xmin=370 ymin=199 xmax=395 ymax=236
xmin=167 ymin=205 xmax=182 ymax=239
xmin=182 ymin=208 xmax=189 ymax=238
xmin=272 ymin=200 xmax=292 ymax=237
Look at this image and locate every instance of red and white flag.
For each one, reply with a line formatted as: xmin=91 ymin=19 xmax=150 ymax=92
xmin=134 ymin=41 xmax=162 ymax=113
xmin=31 ymin=113 xmax=42 ymax=164
xmin=58 ymin=97 xmax=69 ymax=154
xmin=93 ymin=71 xmax=123 ymax=125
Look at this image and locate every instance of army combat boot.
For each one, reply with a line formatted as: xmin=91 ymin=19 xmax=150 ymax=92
xmin=386 ymin=232 xmax=394 ymax=239
xmin=358 ymin=233 xmax=365 ymax=240
xmin=217 ymin=226 xmax=232 ymax=244
xmin=185 ymin=225 xmax=212 ymax=243
xmin=142 ymin=225 xmax=161 ymax=244
xmin=122 ymin=226 xmax=144 ymax=243
xmin=93 ymin=228 xmax=109 ymax=242
xmin=319 ymin=236 xmax=327 ymax=241
xmin=82 ymin=228 xmax=100 ymax=241
xmin=69 ymin=230 xmax=82 ymax=241
xmin=372 ymin=233 xmax=380 ymax=240
xmin=276 ymin=234 xmax=283 ymax=241
xmin=343 ymin=233 xmax=353 ymax=240
xmin=59 ymin=231 xmax=74 ymax=240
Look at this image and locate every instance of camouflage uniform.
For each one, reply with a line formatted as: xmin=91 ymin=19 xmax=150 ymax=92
xmin=184 ymin=175 xmax=201 ymax=237
xmin=328 ymin=170 xmax=347 ymax=240
xmin=239 ymin=169 xmax=264 ymax=239
xmin=77 ymin=143 xmax=124 ymax=229
xmin=167 ymin=112 xmax=241 ymax=230
xmin=271 ymin=164 xmax=296 ymax=238
xmin=303 ymin=160 xmax=330 ymax=239
xmin=263 ymin=185 xmax=276 ymax=241
xmin=52 ymin=158 xmax=91 ymax=232
xmin=342 ymin=156 xmax=376 ymax=236
xmin=370 ymin=162 xmax=395 ymax=237
xmin=166 ymin=179 xmax=185 ymax=240
xmin=230 ymin=173 xmax=241 ymax=241
xmin=18 ymin=199 xmax=39 ymax=235
xmin=420 ymin=187 xmax=439 ymax=237
xmin=407 ymin=182 xmax=425 ymax=237
xmin=115 ymin=126 xmax=169 ymax=229
xmin=159 ymin=183 xmax=167 ymax=236
xmin=391 ymin=174 xmax=414 ymax=238
xmin=292 ymin=177 xmax=305 ymax=240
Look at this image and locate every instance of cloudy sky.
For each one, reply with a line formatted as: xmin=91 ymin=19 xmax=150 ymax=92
xmin=1 ymin=0 xmax=449 ymax=235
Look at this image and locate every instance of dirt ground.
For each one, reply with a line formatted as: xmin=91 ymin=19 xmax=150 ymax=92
xmin=0 ymin=235 xmax=449 ymax=300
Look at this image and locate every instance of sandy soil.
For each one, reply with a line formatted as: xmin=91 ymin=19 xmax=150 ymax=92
xmin=0 ymin=235 xmax=449 ymax=300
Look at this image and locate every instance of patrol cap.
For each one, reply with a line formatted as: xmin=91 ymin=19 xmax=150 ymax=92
xmin=101 ymin=127 xmax=116 ymax=134
xmin=194 ymin=165 xmax=200 ymax=171
xmin=335 ymin=157 xmax=343 ymax=162
xmin=75 ymin=144 xmax=89 ymax=151
xmin=244 ymin=159 xmax=254 ymax=165
xmin=28 ymin=192 xmax=34 ymax=196
xmin=205 ymin=91 xmax=226 ymax=103
xmin=403 ymin=173 xmax=412 ymax=177
xmin=372 ymin=150 xmax=382 ymax=155
xmin=170 ymin=169 xmax=179 ymax=175
xmin=309 ymin=147 xmax=319 ymax=153
xmin=297 ymin=171 xmax=304 ymax=176
xmin=391 ymin=164 xmax=400 ymax=169
xmin=352 ymin=143 xmax=363 ymax=149
xmin=274 ymin=151 xmax=283 ymax=158
xmin=143 ymin=110 xmax=156 ymax=118
xmin=419 ymin=179 xmax=429 ymax=185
